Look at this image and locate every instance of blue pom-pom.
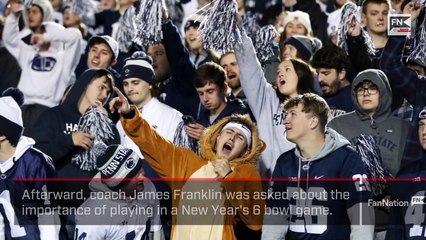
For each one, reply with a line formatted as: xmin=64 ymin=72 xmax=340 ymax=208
xmin=198 ymin=0 xmax=241 ymax=54
xmin=134 ymin=0 xmax=164 ymax=49
xmin=2 ymin=88 xmax=24 ymax=107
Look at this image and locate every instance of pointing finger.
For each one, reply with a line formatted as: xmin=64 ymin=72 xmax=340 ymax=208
xmin=113 ymin=87 xmax=126 ymax=99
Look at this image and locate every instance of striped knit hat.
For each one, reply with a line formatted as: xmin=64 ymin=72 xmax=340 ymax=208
xmin=97 ymin=145 xmax=143 ymax=190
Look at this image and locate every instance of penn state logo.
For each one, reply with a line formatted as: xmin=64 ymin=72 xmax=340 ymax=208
xmin=302 ymin=164 xmax=310 ymax=171
xmin=124 ymin=68 xmax=130 ymax=76
xmin=125 ymin=157 xmax=136 ymax=170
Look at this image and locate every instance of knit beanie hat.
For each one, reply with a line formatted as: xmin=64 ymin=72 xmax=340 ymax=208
xmin=283 ymin=35 xmax=322 ymax=61
xmin=122 ymin=51 xmax=156 ymax=85
xmin=97 ymin=145 xmax=143 ymax=191
xmin=283 ymin=10 xmax=312 ymax=35
xmin=0 ymin=88 xmax=24 ymax=143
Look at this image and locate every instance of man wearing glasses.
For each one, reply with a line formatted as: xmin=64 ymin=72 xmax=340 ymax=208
xmin=328 ymin=69 xmax=409 ymax=239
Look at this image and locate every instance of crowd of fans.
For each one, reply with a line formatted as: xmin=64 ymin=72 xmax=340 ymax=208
xmin=0 ymin=0 xmax=425 ymax=239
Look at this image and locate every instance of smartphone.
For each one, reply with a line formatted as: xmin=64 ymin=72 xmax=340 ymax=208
xmin=182 ymin=115 xmax=196 ymax=125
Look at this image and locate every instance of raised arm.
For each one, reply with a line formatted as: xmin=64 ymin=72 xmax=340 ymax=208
xmin=162 ymin=20 xmax=196 ymax=96
xmin=2 ymin=8 xmax=33 ymax=63
xmin=110 ymin=87 xmax=203 ymax=180
xmin=234 ymin=33 xmax=278 ymax=118
xmin=42 ymin=22 xmax=82 ymax=71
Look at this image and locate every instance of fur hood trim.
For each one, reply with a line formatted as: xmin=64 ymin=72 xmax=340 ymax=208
xmin=198 ymin=114 xmax=266 ymax=167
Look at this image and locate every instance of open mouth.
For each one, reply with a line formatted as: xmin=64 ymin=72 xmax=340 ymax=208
xmin=278 ymin=78 xmax=286 ymax=85
xmin=222 ymin=143 xmax=233 ymax=154
xmin=228 ymin=72 xmax=237 ymax=80
xmin=91 ymin=59 xmax=100 ymax=66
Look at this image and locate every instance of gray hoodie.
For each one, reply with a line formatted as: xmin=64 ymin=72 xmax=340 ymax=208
xmin=328 ymin=69 xmax=409 ymax=176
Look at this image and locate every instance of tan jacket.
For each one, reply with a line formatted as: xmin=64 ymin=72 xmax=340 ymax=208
xmin=120 ymin=106 xmax=265 ymax=239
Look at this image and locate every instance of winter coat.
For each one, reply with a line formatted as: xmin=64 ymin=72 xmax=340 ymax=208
xmin=120 ymin=108 xmax=265 ymax=240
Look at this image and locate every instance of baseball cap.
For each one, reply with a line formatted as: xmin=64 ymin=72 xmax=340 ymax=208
xmin=88 ymin=35 xmax=119 ymax=61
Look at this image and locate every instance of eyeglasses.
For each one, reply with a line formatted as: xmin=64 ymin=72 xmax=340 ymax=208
xmin=356 ymin=86 xmax=378 ymax=95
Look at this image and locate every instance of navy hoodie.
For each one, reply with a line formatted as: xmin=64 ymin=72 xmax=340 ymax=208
xmin=31 ymin=68 xmax=120 ymax=207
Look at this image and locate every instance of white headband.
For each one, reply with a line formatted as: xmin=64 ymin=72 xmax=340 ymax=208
xmin=222 ymin=122 xmax=252 ymax=147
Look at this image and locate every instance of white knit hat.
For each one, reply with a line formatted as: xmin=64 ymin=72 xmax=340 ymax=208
xmin=283 ymin=10 xmax=312 ymax=35
xmin=0 ymin=88 xmax=24 ymax=143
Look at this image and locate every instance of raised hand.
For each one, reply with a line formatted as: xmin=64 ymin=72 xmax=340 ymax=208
xmin=9 ymin=0 xmax=23 ymax=15
xmin=109 ymin=87 xmax=131 ymax=114
xmin=348 ymin=15 xmax=361 ymax=37
xmin=403 ymin=1 xmax=422 ymax=21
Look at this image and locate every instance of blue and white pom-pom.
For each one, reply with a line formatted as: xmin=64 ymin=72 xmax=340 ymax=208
xmin=72 ymin=106 xmax=115 ymax=171
xmin=254 ymin=25 xmax=276 ymax=65
xmin=338 ymin=1 xmax=375 ymax=55
xmin=198 ymin=0 xmax=241 ymax=54
xmin=70 ymin=0 xmax=97 ymax=26
xmin=134 ymin=0 xmax=164 ymax=49
xmin=355 ymin=135 xmax=392 ymax=197
xmin=117 ymin=6 xmax=137 ymax=52
xmin=173 ymin=121 xmax=200 ymax=155
xmin=409 ymin=2 xmax=426 ymax=67
xmin=242 ymin=12 xmax=260 ymax=42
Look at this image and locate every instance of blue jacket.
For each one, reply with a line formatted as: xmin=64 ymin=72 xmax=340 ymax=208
xmin=262 ymin=129 xmax=374 ymax=240
xmin=0 ymin=137 xmax=56 ymax=240
xmin=197 ymin=98 xmax=250 ymax=127
xmin=380 ymin=36 xmax=426 ymax=173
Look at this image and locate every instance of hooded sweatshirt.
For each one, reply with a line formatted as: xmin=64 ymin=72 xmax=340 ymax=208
xmin=120 ymin=109 xmax=265 ymax=240
xmin=3 ymin=0 xmax=81 ymax=107
xmin=0 ymin=136 xmax=57 ymax=240
xmin=74 ymin=175 xmax=161 ymax=239
xmin=31 ymin=69 xmax=120 ymax=207
xmin=262 ymin=128 xmax=375 ymax=240
xmin=328 ymin=69 xmax=409 ymax=176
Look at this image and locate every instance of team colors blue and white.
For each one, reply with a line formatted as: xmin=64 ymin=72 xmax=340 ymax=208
xmin=75 ymin=168 xmax=161 ymax=239
xmin=0 ymin=137 xmax=57 ymax=240
xmin=262 ymin=128 xmax=375 ymax=240
xmin=3 ymin=12 xmax=81 ymax=107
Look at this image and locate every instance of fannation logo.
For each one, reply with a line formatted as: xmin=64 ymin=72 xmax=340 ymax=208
xmin=411 ymin=196 xmax=426 ymax=205
xmin=388 ymin=14 xmax=411 ymax=36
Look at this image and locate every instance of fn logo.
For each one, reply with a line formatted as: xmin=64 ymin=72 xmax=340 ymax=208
xmin=411 ymin=196 xmax=426 ymax=205
xmin=388 ymin=14 xmax=411 ymax=36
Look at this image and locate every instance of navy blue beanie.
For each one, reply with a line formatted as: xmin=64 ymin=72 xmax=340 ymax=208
xmin=121 ymin=51 xmax=156 ymax=85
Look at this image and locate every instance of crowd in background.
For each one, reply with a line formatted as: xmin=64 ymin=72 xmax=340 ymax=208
xmin=0 ymin=0 xmax=426 ymax=239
